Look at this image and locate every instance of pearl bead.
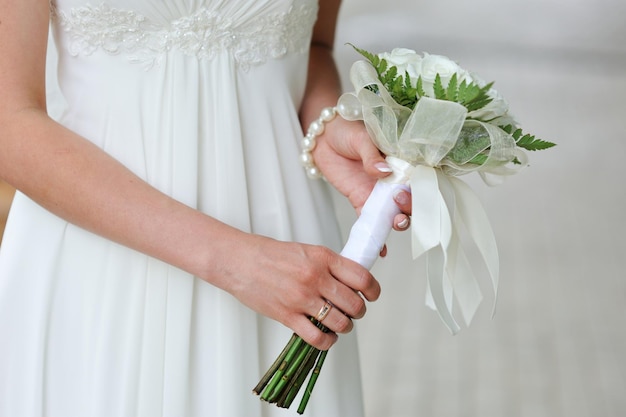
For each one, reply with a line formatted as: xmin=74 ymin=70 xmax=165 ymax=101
xmin=308 ymin=120 xmax=324 ymax=137
xmin=301 ymin=137 xmax=315 ymax=152
xmin=299 ymin=152 xmax=314 ymax=166
xmin=300 ymin=106 xmax=339 ymax=181
xmin=319 ymin=107 xmax=337 ymax=122
xmin=306 ymin=166 xmax=322 ymax=179
xmin=337 ymin=102 xmax=362 ymax=120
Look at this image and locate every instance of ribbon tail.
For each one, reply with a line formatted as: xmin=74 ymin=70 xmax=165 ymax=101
xmin=448 ymin=176 xmax=500 ymax=317
xmin=427 ymin=246 xmax=460 ymax=335
xmin=409 ymin=165 xmax=441 ymax=259
xmin=446 ymin=228 xmax=483 ymax=325
xmin=403 ymin=164 xmax=496 ymax=330
xmin=412 ymin=167 xmax=459 ymax=334
xmin=438 ymin=173 xmax=484 ymax=326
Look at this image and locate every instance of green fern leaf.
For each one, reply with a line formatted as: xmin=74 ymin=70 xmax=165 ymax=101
xmin=459 ymin=83 xmax=481 ymax=104
xmin=465 ymin=97 xmax=493 ymax=112
xmin=406 ymin=86 xmax=418 ymax=102
xmin=466 ymin=82 xmax=492 ymax=102
xmin=416 ymin=76 xmax=426 ymax=98
xmin=476 ymin=81 xmax=494 ymax=97
xmin=370 ymin=57 xmax=388 ymax=78
xmin=500 ymin=124 xmax=514 ymax=135
xmin=434 ymin=74 xmax=446 ymax=100
xmin=384 ymin=66 xmax=398 ymax=84
xmin=460 ymin=82 xmax=493 ymax=111
xmin=404 ymin=71 xmax=413 ymax=91
xmin=457 ymin=79 xmax=469 ymax=103
xmin=516 ymin=133 xmax=557 ymax=151
xmin=500 ymin=124 xmax=557 ymax=151
xmin=348 ymin=43 xmax=378 ymax=66
xmin=446 ymin=73 xmax=459 ymax=102
xmin=468 ymin=153 xmax=488 ymax=166
xmin=364 ymin=84 xmax=380 ymax=95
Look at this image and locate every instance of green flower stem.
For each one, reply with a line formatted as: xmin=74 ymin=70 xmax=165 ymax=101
xmin=297 ymin=349 xmax=328 ymax=414
xmin=276 ymin=347 xmax=320 ymax=408
xmin=260 ymin=336 xmax=305 ymax=401
xmin=252 ymin=333 xmax=298 ymax=395
xmin=267 ymin=340 xmax=314 ymax=403
xmin=255 ymin=318 xmax=331 ymax=413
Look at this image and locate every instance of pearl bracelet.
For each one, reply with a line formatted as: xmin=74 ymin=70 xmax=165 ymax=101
xmin=299 ymin=106 xmax=338 ymax=179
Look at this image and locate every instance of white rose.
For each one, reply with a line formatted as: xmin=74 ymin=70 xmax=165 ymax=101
xmin=418 ymin=53 xmax=473 ymax=97
xmin=378 ymin=48 xmax=422 ymax=84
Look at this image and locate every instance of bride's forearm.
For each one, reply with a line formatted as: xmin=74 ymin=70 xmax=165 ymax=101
xmin=0 ymin=3 xmax=247 ymax=290
xmin=0 ymin=108 xmax=246 ymax=291
xmin=299 ymin=0 xmax=342 ymax=129
xmin=300 ymin=44 xmax=342 ymax=129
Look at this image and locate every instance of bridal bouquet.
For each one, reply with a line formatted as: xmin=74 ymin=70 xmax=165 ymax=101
xmin=253 ymin=46 xmax=555 ymax=413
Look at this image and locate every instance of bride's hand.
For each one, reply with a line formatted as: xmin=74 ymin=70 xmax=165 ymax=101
xmin=312 ymin=116 xmax=412 ymax=236
xmin=221 ymin=234 xmax=380 ymax=351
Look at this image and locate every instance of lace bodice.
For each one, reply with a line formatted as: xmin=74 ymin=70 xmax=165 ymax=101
xmin=51 ymin=1 xmax=318 ymax=70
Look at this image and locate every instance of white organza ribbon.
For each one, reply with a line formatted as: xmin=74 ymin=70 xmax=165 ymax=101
xmin=336 ymin=60 xmax=525 ymax=333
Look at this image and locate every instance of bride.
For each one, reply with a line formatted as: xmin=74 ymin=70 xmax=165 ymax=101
xmin=0 ymin=0 xmax=411 ymax=415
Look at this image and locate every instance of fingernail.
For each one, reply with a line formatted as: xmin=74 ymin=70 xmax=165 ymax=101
xmin=375 ymin=162 xmax=393 ymax=173
xmin=393 ymin=189 xmax=409 ymax=206
xmin=397 ymin=217 xmax=409 ymax=229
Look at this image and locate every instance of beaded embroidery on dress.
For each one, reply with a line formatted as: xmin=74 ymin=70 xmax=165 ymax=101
xmin=51 ymin=1 xmax=318 ymax=69
xmin=0 ymin=0 xmax=365 ymax=416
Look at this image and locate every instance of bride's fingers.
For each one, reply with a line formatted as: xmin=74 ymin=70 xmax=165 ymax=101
xmin=327 ymin=257 xmax=381 ymax=304
xmin=353 ymin=136 xmax=392 ymax=179
xmin=393 ymin=188 xmax=412 ymax=215
xmin=290 ymin=314 xmax=338 ymax=351
xmin=393 ymin=213 xmax=410 ymax=231
xmin=320 ymin=273 xmax=372 ymax=321
xmin=311 ymin=300 xmax=353 ymax=334
xmin=327 ymin=119 xmax=389 ymax=178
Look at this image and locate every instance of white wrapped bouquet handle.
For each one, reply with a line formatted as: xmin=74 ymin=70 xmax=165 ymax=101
xmin=340 ymin=168 xmax=410 ymax=270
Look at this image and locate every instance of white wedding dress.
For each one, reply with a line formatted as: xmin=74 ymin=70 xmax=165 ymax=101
xmin=0 ymin=1 xmax=364 ymax=416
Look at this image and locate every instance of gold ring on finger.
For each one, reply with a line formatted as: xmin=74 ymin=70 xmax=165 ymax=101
xmin=315 ymin=300 xmax=333 ymax=323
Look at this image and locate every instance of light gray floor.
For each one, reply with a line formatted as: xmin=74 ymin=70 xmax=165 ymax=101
xmin=332 ymin=1 xmax=626 ymax=416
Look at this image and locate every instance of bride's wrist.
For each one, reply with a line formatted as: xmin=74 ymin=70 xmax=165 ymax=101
xmin=299 ymin=106 xmax=338 ymax=179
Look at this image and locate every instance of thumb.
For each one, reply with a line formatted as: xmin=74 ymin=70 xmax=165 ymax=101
xmin=356 ymin=136 xmax=393 ymax=179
